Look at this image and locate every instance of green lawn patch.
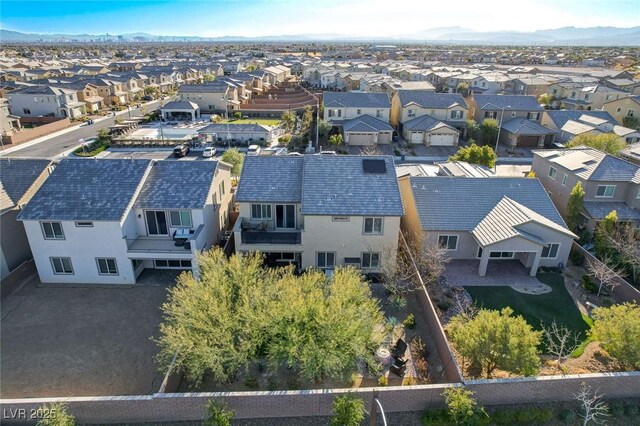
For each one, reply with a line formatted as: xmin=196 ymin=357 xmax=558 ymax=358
xmin=73 ymin=142 xmax=109 ymax=157
xmin=465 ymin=272 xmax=591 ymax=342
xmin=219 ymin=118 xmax=281 ymax=126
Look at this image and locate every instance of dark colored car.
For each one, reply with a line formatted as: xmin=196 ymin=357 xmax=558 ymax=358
xmin=142 ymin=95 xmax=153 ymax=101
xmin=173 ymin=144 xmax=190 ymax=157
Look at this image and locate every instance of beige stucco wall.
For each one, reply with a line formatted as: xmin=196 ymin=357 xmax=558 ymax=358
xmin=602 ymin=97 xmax=640 ymax=125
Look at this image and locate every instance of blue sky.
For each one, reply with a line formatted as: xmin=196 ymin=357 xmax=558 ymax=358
xmin=1 ymin=0 xmax=639 ymax=36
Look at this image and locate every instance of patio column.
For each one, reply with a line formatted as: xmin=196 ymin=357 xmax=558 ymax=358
xmin=478 ymin=247 xmax=490 ymax=276
xmin=537 ymin=136 xmax=545 ymax=148
xmin=530 ymin=250 xmax=541 ymax=277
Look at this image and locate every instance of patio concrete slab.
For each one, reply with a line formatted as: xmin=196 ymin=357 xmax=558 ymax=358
xmin=444 ymin=260 xmax=550 ymax=294
xmin=0 ymin=271 xmax=172 ymax=398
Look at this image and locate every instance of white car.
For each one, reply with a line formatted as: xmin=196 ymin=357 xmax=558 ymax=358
xmin=202 ymin=146 xmax=217 ymax=158
xmin=247 ymin=144 xmax=261 ymax=156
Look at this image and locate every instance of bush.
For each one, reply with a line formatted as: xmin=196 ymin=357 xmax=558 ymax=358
xmin=516 ymin=407 xmax=553 ymax=423
xmin=610 ymin=403 xmax=625 ymax=417
xmin=35 ymin=403 xmax=75 ymax=426
xmin=403 ymin=313 xmax=416 ymax=329
xmin=436 ymin=297 xmax=452 ymax=311
xmin=330 ymin=394 xmax=365 ymax=426
xmin=570 ymin=248 xmax=585 ymax=266
xmin=491 ymin=408 xmax=518 ymax=425
xmin=378 ymin=375 xmax=388 ymax=386
xmin=243 ymin=374 xmax=258 ymax=389
xmin=278 ymin=134 xmax=291 ymax=144
xmin=558 ymin=408 xmax=577 ymax=422
xmin=624 ymin=404 xmax=639 ymax=417
xmin=582 ymin=274 xmax=597 ymax=293
xmin=422 ymin=409 xmax=450 ymax=426
xmin=203 ymin=400 xmax=234 ymax=426
xmin=267 ymin=375 xmax=278 ymax=391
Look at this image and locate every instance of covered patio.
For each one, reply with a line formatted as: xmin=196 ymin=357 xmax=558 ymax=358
xmin=444 ymin=259 xmax=547 ymax=290
xmin=160 ymin=100 xmax=201 ymax=121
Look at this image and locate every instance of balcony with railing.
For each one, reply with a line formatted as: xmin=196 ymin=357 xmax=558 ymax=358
xmin=234 ymin=218 xmax=302 ymax=245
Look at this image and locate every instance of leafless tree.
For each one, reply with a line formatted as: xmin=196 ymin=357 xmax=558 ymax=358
xmin=586 ymin=255 xmax=626 ymax=297
xmin=574 ymin=382 xmax=609 ymax=426
xmin=361 ymin=143 xmax=383 ymax=156
xmin=602 ymin=223 xmax=640 ymax=280
xmin=541 ymin=320 xmax=581 ymax=371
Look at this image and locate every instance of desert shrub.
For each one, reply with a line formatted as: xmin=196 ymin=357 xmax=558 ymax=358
xmin=403 ymin=313 xmax=416 ymax=329
xmin=378 ymin=375 xmax=388 ymax=386
xmin=582 ymin=274 xmax=597 ymax=293
xmin=570 ymin=248 xmax=585 ymax=266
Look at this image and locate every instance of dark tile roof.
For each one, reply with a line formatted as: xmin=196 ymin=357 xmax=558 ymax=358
xmin=0 ymin=158 xmax=51 ymax=211
xmin=18 ymin=159 xmax=151 ymax=222
xmin=134 ymin=161 xmax=218 ymax=210
xmin=397 ymin=91 xmax=467 ymax=109
xmin=584 ymin=201 xmax=640 ymax=221
xmin=544 ymin=110 xmax=615 ymax=128
xmin=323 ymin=92 xmax=390 ymax=109
xmin=472 ymin=94 xmax=543 ymax=111
xmin=236 ymin=156 xmax=304 ymax=203
xmin=409 ymin=177 xmax=565 ymax=231
xmin=342 ymin=114 xmax=393 ymax=132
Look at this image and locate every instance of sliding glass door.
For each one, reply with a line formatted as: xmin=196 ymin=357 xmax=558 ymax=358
xmin=275 ymin=204 xmax=296 ymax=229
xmin=146 ymin=210 xmax=168 ymax=235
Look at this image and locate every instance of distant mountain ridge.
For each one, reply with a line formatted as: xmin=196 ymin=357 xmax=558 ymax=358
xmin=1 ymin=26 xmax=639 ymax=45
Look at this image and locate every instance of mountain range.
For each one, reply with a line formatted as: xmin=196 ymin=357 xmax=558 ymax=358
xmin=1 ymin=26 xmax=639 ymax=45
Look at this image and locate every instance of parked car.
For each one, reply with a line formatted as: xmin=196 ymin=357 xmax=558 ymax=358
xmin=247 ymin=144 xmax=261 ymax=156
xmin=202 ymin=146 xmax=217 ymax=158
xmin=173 ymin=144 xmax=190 ymax=157
xmin=142 ymin=95 xmax=154 ymax=101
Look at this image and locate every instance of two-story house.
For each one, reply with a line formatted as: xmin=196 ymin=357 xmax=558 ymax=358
xmin=0 ymin=158 xmax=53 ymax=280
xmin=323 ymin=92 xmax=393 ymax=145
xmin=398 ymin=176 xmax=576 ymax=277
xmin=18 ymin=159 xmax=233 ymax=284
xmin=601 ymin=95 xmax=640 ymax=126
xmin=7 ymin=85 xmax=86 ymax=118
xmin=390 ymin=91 xmax=468 ymax=145
xmin=562 ymin=85 xmax=628 ymax=111
xmin=233 ymin=155 xmax=404 ymax=272
xmin=532 ymin=146 xmax=640 ymax=233
xmin=179 ymin=81 xmax=240 ymax=114
xmin=467 ymin=94 xmax=556 ymax=149
xmin=541 ymin=110 xmax=639 ymax=144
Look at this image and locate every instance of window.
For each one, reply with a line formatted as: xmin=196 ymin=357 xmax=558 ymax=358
xmin=511 ymin=111 xmax=516 ymax=117
xmin=96 ymin=258 xmax=118 ymax=275
xmin=571 ymin=91 xmax=576 ymax=98
xmin=484 ymin=111 xmax=497 ymax=119
xmin=561 ymin=173 xmax=568 ymax=186
xmin=356 ymin=109 xmax=362 ymax=115
xmin=584 ymin=94 xmax=590 ymax=101
xmin=407 ymin=109 xmax=416 ymax=118
xmin=527 ymin=112 xmax=541 ymax=120
xmin=328 ymin=109 xmax=334 ymax=117
xmin=146 ymin=210 xmax=168 ymax=235
xmin=23 ymin=108 xmax=31 ymax=114
xmin=616 ymin=107 xmax=622 ymax=114
xmin=170 ymin=210 xmax=192 ymax=227
xmin=490 ymin=251 xmax=514 ymax=258
xmin=541 ymin=243 xmax=560 ymax=259
xmin=41 ymin=222 xmax=64 ymax=239
xmin=332 ymin=216 xmax=350 ymax=222
xmin=627 ymin=109 xmax=635 ymax=117
xmin=219 ymin=181 xmax=225 ymax=196
xmin=155 ymin=259 xmax=192 ymax=268
xmin=363 ymin=217 xmax=383 ymax=234
xmin=596 ymin=185 xmax=616 ymax=198
xmin=317 ymin=252 xmax=335 ymax=269
xmin=362 ymin=252 xmax=380 ymax=268
xmin=450 ymin=110 xmax=463 ymax=119
xmin=75 ymin=221 xmax=93 ymax=227
xmin=548 ymin=166 xmax=557 ymax=179
xmin=376 ymin=109 xmax=383 ymax=118
xmin=251 ymin=204 xmax=272 ymax=219
xmin=51 ymin=257 xmax=73 ymax=274
xmin=438 ymin=235 xmax=458 ymax=250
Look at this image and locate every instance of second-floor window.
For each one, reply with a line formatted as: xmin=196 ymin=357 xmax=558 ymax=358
xmin=562 ymin=174 xmax=568 ymax=186
xmin=548 ymin=166 xmax=557 ymax=179
xmin=170 ymin=210 xmax=192 ymax=228
xmin=596 ymin=185 xmax=616 ymax=198
xmin=376 ymin=109 xmax=383 ymax=118
xmin=251 ymin=204 xmax=272 ymax=219
xmin=484 ymin=111 xmax=498 ymax=119
xmin=527 ymin=112 xmax=541 ymax=120
xmin=450 ymin=110 xmax=463 ymax=119
xmin=407 ymin=109 xmax=416 ymax=118
xmin=41 ymin=221 xmax=64 ymax=239
xmin=363 ymin=217 xmax=383 ymax=234
xmin=628 ymin=109 xmax=635 ymax=117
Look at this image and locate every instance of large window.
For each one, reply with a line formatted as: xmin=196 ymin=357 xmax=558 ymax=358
xmin=450 ymin=110 xmax=463 ymax=119
xmin=541 ymin=243 xmax=560 ymax=259
xmin=317 ymin=252 xmax=335 ymax=269
xmin=96 ymin=258 xmax=118 ymax=275
xmin=155 ymin=259 xmax=192 ymax=268
xmin=490 ymin=251 xmax=513 ymax=258
xmin=51 ymin=257 xmax=73 ymax=274
xmin=438 ymin=235 xmax=458 ymax=250
xmin=170 ymin=210 xmax=192 ymax=228
xmin=362 ymin=252 xmax=380 ymax=269
xmin=548 ymin=166 xmax=557 ymax=179
xmin=596 ymin=185 xmax=616 ymax=198
xmin=363 ymin=217 xmax=383 ymax=235
xmin=41 ymin=222 xmax=64 ymax=240
xmin=251 ymin=204 xmax=272 ymax=220
xmin=146 ymin=210 xmax=168 ymax=235
xmin=561 ymin=173 xmax=568 ymax=186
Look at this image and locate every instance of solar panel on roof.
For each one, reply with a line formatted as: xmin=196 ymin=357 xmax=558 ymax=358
xmin=363 ymin=159 xmax=386 ymax=174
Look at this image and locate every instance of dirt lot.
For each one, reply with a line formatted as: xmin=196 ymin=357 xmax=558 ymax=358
xmin=0 ymin=270 xmax=173 ymax=398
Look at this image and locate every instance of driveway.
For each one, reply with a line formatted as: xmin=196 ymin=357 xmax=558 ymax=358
xmin=444 ymin=260 xmax=550 ymax=294
xmin=0 ymin=271 xmax=172 ymax=398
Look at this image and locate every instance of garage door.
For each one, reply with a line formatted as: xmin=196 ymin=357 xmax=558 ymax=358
xmin=377 ymin=132 xmax=392 ymax=144
xmin=429 ymin=133 xmax=456 ymax=146
xmin=410 ymin=131 xmax=423 ymax=144
xmin=347 ymin=132 xmax=374 ymax=145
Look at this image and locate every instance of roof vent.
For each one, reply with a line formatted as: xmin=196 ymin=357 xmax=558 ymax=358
xmin=363 ymin=159 xmax=386 ymax=174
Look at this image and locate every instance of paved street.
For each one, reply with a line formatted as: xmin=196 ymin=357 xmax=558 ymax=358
xmin=0 ymin=99 xmax=167 ymax=159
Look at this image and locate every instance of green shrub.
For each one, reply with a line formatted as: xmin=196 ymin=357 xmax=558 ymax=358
xmin=582 ymin=274 xmax=597 ymax=293
xmin=330 ymin=394 xmax=365 ymax=426
xmin=570 ymin=248 xmax=585 ymax=266
xmin=515 ymin=407 xmax=553 ymax=423
xmin=243 ymin=374 xmax=258 ymax=389
xmin=278 ymin=134 xmax=291 ymax=144
xmin=267 ymin=375 xmax=278 ymax=391
xmin=394 ymin=148 xmax=401 ymax=156
xmin=625 ymin=404 xmax=639 ymax=417
xmin=403 ymin=313 xmax=416 ymax=329
xmin=203 ymin=400 xmax=234 ymax=426
xmin=378 ymin=375 xmax=388 ymax=386
xmin=491 ymin=408 xmax=518 ymax=425
xmin=558 ymin=408 xmax=577 ymax=422
xmin=436 ymin=297 xmax=452 ymax=311
xmin=610 ymin=403 xmax=625 ymax=417
xmin=35 ymin=403 xmax=75 ymax=426
xmin=421 ymin=409 xmax=450 ymax=426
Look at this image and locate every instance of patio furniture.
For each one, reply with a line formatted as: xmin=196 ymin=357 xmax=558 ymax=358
xmin=391 ymin=338 xmax=407 ymax=360
xmin=376 ymin=347 xmax=392 ymax=365
xmin=389 ymin=364 xmax=406 ymax=378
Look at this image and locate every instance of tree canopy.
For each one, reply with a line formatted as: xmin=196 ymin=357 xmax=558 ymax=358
xmin=449 ymin=143 xmax=497 ymax=169
xmin=480 ymin=118 xmax=499 ymax=146
xmin=448 ymin=307 xmax=541 ymax=378
xmin=566 ymin=181 xmax=585 ymax=232
xmin=566 ymin=133 xmax=627 ymax=156
xmin=157 ymin=249 xmax=384 ymax=386
xmin=590 ymin=303 xmax=640 ymax=370
xmin=221 ymin=148 xmax=244 ymax=177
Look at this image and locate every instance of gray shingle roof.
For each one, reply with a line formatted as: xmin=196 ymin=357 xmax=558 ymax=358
xmin=544 ymin=110 xmax=615 ymax=129
xmin=473 ymin=94 xmax=543 ymax=111
xmin=301 ymin=155 xmax=404 ymax=216
xmin=501 ymin=118 xmax=556 ymax=135
xmin=18 ymin=159 xmax=151 ymax=222
xmin=236 ymin=156 xmax=304 ymax=203
xmin=342 ymin=114 xmax=393 ymax=132
xmin=160 ymin=100 xmax=199 ymax=110
xmin=323 ymin=92 xmax=390 ymax=109
xmin=0 ymin=158 xmax=51 ymax=212
xmin=403 ymin=114 xmax=457 ymax=132
xmin=409 ymin=177 xmax=566 ymax=231
xmin=134 ymin=161 xmax=218 ymax=210
xmin=397 ymin=91 xmax=467 ymax=109
xmin=583 ymin=201 xmax=640 ymax=222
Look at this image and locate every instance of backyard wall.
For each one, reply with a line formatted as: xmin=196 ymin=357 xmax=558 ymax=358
xmin=1 ymin=118 xmax=72 ymax=145
xmin=2 ymin=373 xmax=639 ymax=424
xmin=573 ymin=242 xmax=640 ymax=304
